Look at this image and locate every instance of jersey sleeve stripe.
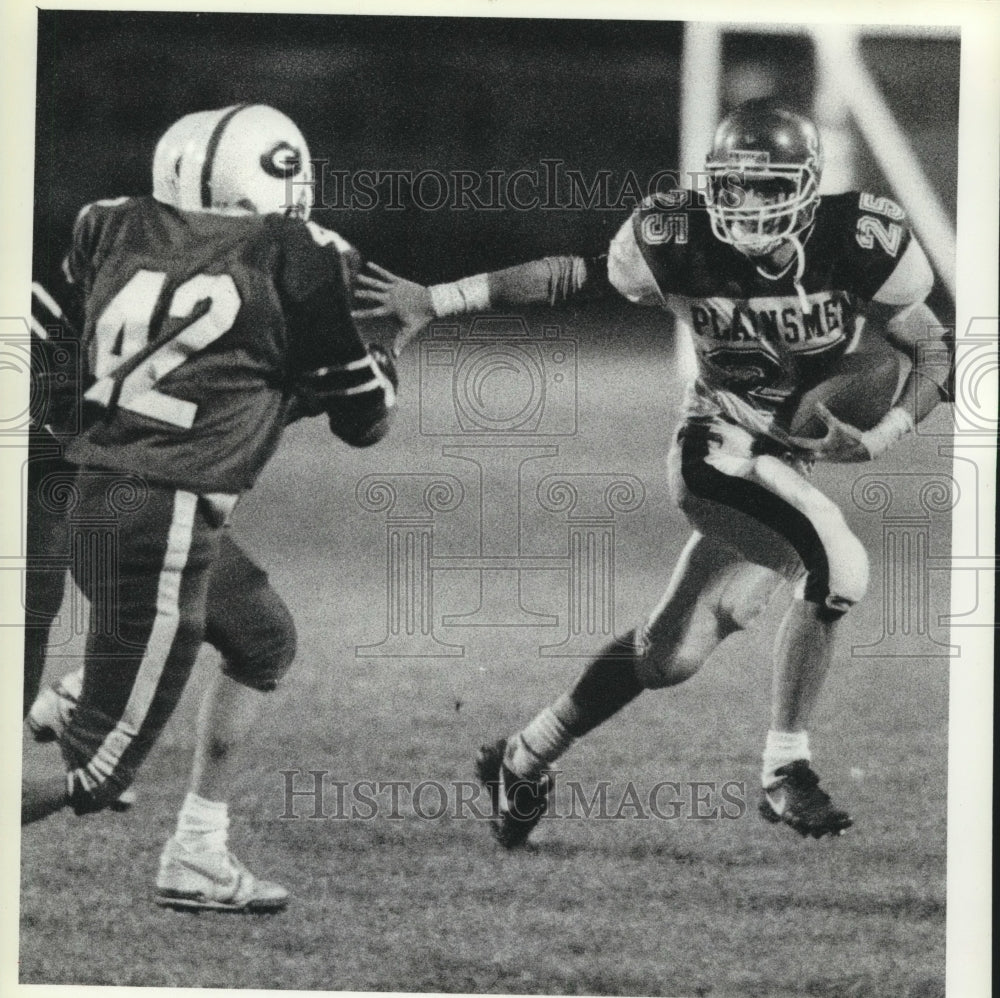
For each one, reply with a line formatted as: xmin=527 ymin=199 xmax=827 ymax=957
xmin=322 ymin=378 xmax=385 ymax=397
xmin=311 ymin=356 xmax=374 ymax=374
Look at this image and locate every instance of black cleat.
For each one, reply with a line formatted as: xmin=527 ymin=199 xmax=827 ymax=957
xmin=475 ymin=739 xmax=552 ymax=850
xmin=759 ymin=760 xmax=853 ymax=839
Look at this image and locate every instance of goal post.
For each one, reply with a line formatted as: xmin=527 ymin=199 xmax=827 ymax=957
xmin=679 ymin=21 xmax=958 ymax=299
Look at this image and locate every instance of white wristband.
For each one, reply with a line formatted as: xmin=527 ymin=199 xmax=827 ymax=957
xmin=861 ymin=406 xmax=915 ymax=459
xmin=429 ymin=273 xmax=491 ymax=318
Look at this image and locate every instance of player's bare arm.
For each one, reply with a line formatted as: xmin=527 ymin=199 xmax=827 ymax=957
xmin=353 ymin=255 xmax=606 ymax=357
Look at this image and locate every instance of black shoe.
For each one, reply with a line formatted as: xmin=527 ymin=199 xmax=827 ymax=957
xmin=759 ymin=760 xmax=853 ymax=839
xmin=475 ymin=739 xmax=552 ymax=849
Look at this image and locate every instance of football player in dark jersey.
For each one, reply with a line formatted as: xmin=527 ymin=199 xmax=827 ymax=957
xmin=353 ymin=101 xmax=951 ymax=845
xmin=21 ymin=105 xmax=398 ymax=912
xmin=26 ymin=283 xmax=299 ymax=824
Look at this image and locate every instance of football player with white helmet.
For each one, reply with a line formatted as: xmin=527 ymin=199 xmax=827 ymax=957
xmin=22 ymin=105 xmax=397 ymax=912
xmin=355 ymin=100 xmax=951 ymax=845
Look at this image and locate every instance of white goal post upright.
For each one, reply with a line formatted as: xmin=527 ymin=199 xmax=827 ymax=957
xmin=679 ymin=23 xmax=721 ymax=190
xmin=680 ymin=21 xmax=958 ymax=299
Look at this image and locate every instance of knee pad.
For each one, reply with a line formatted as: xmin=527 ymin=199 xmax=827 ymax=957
xmin=796 ymin=530 xmax=869 ymax=620
xmin=774 ymin=489 xmax=869 ymax=618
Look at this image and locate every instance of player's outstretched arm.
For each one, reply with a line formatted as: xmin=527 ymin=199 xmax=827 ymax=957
xmin=353 ymin=255 xmax=604 ymax=358
xmin=352 ymin=264 xmax=435 ymax=358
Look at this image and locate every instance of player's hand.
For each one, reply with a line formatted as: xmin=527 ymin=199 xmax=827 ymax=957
xmin=788 ymin=404 xmax=873 ymax=462
xmin=351 ymin=263 xmax=434 ymax=358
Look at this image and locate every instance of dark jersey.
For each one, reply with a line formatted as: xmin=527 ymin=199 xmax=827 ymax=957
xmin=607 ymin=191 xmax=933 ymax=439
xmin=62 ymin=197 xmax=386 ymax=492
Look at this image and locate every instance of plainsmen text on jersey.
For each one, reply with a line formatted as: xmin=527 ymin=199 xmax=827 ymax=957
xmin=607 ymin=191 xmax=934 ymax=442
xmin=63 ymin=196 xmax=389 ymax=492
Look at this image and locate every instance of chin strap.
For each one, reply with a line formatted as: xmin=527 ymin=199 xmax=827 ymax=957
xmin=752 ymin=232 xmax=811 ymax=312
xmin=789 ymin=234 xmax=811 ymax=313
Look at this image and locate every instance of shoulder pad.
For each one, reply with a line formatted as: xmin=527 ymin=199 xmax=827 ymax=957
xmin=63 ymin=196 xmax=135 ymax=286
xmin=72 ymin=196 xmax=133 ymax=225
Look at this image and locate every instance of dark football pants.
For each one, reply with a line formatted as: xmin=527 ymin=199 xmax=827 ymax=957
xmin=205 ymin=539 xmax=297 ymax=692
xmin=57 ymin=473 xmax=228 ymax=813
xmin=670 ymin=417 xmax=868 ymax=610
xmin=23 ymin=450 xmax=296 ymax=720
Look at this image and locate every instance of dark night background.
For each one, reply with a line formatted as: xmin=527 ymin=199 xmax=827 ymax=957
xmin=33 ymin=11 xmax=958 ymax=323
xmin=19 ymin=14 xmax=967 ymax=991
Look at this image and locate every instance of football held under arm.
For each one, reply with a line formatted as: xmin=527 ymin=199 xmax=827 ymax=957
xmin=855 ymin=231 xmax=950 ymax=458
xmin=862 ymin=234 xmax=950 ymax=454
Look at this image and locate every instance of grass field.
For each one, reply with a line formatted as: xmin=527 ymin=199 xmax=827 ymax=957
xmin=19 ymin=320 xmax=952 ymax=997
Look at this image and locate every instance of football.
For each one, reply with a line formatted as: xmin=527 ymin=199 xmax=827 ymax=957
xmin=786 ymin=335 xmax=902 ymax=439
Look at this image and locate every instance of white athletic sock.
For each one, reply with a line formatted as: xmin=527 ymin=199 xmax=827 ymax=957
xmin=761 ymin=730 xmax=811 ymax=787
xmin=505 ymin=707 xmax=574 ymax=779
xmin=174 ymin=792 xmax=229 ymax=853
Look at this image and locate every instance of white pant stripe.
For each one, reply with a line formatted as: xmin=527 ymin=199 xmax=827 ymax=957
xmin=81 ymin=490 xmax=198 ymax=787
xmin=751 ymin=455 xmax=869 ymax=604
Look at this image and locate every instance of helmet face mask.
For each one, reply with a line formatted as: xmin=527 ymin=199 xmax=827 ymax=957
xmin=705 ymin=102 xmax=822 ymax=259
xmin=153 ymin=105 xmax=314 ymax=221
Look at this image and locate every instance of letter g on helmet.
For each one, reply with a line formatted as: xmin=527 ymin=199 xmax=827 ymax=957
xmin=163 ymin=104 xmax=315 ymax=220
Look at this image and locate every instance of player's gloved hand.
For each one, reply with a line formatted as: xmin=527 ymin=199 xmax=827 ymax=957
xmin=352 ymin=263 xmax=434 ymax=360
xmin=790 ymin=404 xmax=914 ymax=462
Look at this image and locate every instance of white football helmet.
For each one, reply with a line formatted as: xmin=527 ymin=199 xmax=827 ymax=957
xmin=152 ymin=110 xmax=213 ymax=206
xmin=153 ymin=104 xmax=315 ymax=220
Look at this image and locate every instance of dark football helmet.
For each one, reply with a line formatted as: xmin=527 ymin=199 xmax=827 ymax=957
xmin=705 ymin=101 xmax=823 ymax=257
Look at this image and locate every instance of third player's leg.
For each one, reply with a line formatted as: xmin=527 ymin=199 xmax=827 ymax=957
xmin=193 ymin=533 xmax=297 ymax=799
